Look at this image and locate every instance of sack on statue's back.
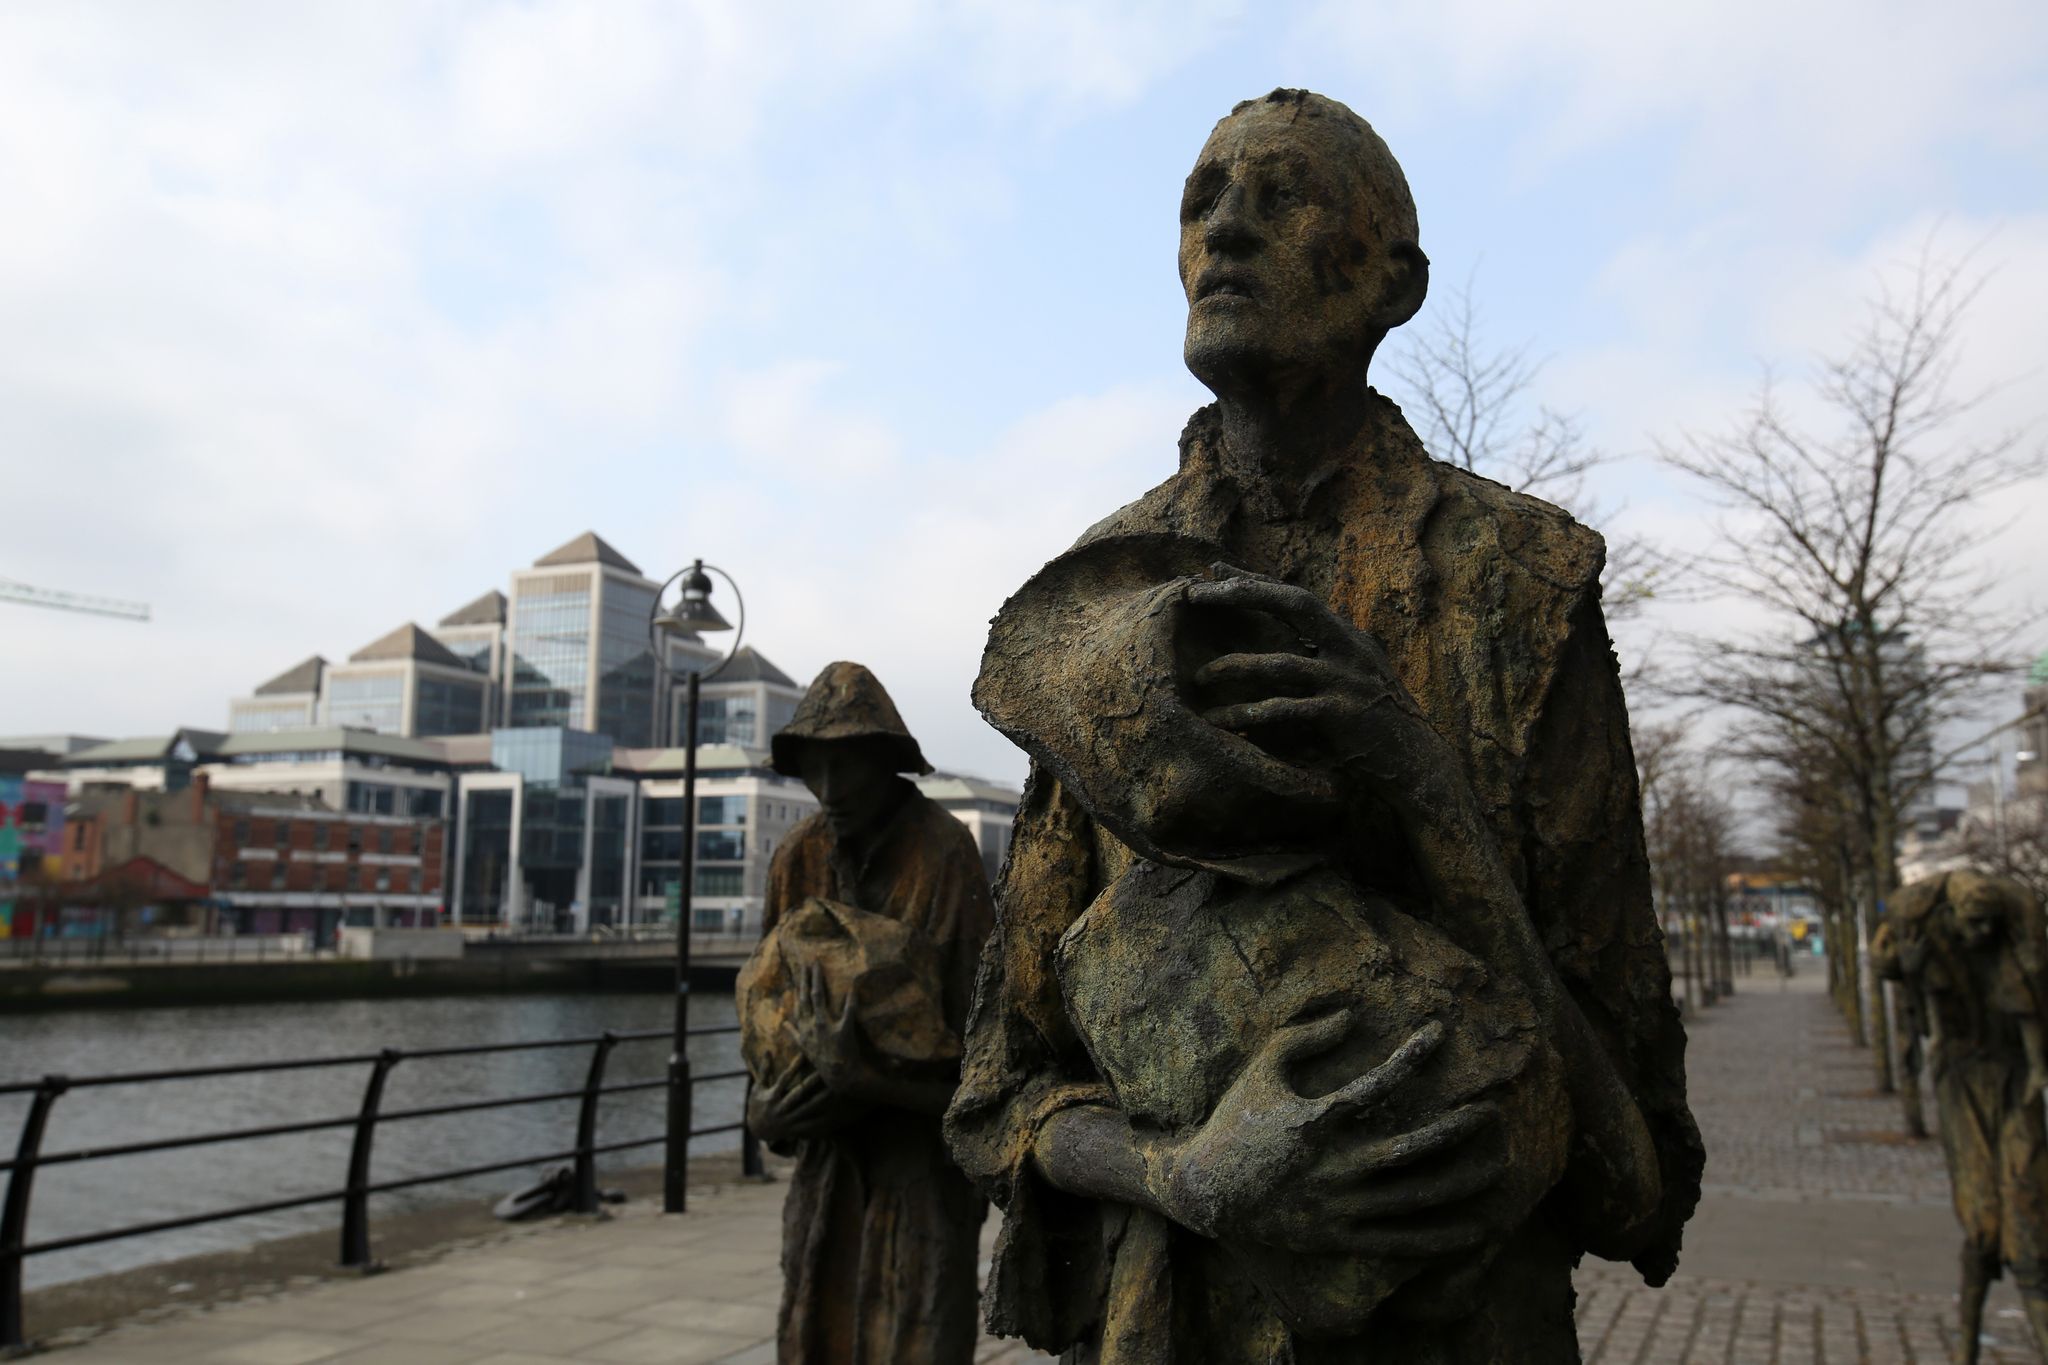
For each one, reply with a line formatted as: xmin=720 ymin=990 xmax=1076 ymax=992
xmin=736 ymin=896 xmax=958 ymax=1088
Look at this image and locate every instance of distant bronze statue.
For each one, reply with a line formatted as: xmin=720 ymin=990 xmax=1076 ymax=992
xmin=738 ymin=662 xmax=994 ymax=1364
xmin=1877 ymin=872 xmax=2048 ymax=1364
xmin=945 ymin=89 xmax=1701 ymax=1363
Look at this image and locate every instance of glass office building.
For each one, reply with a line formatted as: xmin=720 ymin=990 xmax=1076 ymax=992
xmin=507 ymin=533 xmax=663 ymax=747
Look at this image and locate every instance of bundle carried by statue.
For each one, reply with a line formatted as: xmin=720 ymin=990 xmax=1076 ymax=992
xmin=736 ymin=896 xmax=960 ymax=1091
xmin=976 ymin=533 xmax=1571 ymax=1335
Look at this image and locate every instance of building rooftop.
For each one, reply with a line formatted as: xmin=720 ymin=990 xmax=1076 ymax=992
xmin=66 ymin=729 xmax=228 ymax=766
xmin=916 ymin=771 xmax=1024 ymax=806
xmin=438 ymin=589 xmax=507 ymax=628
xmin=712 ymin=647 xmax=798 ymax=689
xmin=533 ymin=531 xmax=640 ymax=575
xmin=0 ymin=734 xmax=110 ymax=757
xmin=252 ymin=655 xmax=326 ymax=697
xmin=347 ymin=623 xmax=471 ymax=670
xmin=610 ymin=743 xmax=778 ymax=777
xmin=215 ymin=727 xmax=455 ymax=765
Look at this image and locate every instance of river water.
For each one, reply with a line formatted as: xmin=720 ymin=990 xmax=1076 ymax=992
xmin=0 ymin=992 xmax=742 ymax=1289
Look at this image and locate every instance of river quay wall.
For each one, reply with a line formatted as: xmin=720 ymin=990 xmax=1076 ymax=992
xmin=0 ymin=953 xmax=743 ymax=1013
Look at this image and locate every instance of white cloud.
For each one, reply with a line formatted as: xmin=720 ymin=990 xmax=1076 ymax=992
xmin=1297 ymin=0 xmax=2048 ymax=211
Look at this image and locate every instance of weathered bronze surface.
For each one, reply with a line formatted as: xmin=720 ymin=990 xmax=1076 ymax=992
xmin=1876 ymin=872 xmax=2048 ymax=1364
xmin=945 ymin=89 xmax=1701 ymax=1363
xmin=739 ymin=662 xmax=993 ymax=1365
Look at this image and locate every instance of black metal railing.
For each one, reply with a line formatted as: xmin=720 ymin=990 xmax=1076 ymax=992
xmin=0 ymin=1025 xmax=761 ymax=1351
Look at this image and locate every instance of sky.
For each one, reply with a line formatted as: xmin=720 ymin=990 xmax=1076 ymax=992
xmin=3 ymin=0 xmax=2046 ymax=789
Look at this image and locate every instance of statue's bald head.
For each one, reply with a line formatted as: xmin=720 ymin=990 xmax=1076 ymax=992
xmin=1181 ymin=89 xmax=1429 ymax=395
xmin=1218 ymin=89 xmax=1420 ymax=262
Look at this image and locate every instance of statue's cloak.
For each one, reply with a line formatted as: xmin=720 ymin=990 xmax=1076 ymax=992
xmin=945 ymin=396 xmax=1702 ymax=1362
xmin=758 ymin=791 xmax=994 ymax=1365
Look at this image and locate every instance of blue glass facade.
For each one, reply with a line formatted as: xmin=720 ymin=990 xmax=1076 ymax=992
xmin=327 ymin=673 xmax=405 ymax=733
xmin=509 ymin=573 xmax=592 ymax=730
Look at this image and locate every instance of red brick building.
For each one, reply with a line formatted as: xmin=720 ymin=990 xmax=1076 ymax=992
xmin=66 ymin=774 xmax=446 ymax=944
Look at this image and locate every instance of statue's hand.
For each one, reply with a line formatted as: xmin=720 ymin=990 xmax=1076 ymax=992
xmin=1182 ymin=570 xmax=1442 ymax=796
xmin=747 ymin=1057 xmax=847 ymax=1142
xmin=785 ymin=963 xmax=863 ymax=1092
xmin=1155 ymin=1012 xmax=1506 ymax=1258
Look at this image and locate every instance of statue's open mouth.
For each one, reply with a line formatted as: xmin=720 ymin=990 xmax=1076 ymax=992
xmin=1196 ymin=268 xmax=1260 ymax=301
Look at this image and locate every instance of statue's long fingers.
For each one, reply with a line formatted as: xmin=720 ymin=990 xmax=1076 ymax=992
xmin=1193 ymin=652 xmax=1334 ymax=694
xmin=1352 ymin=1102 xmax=1500 ymax=1173
xmin=1318 ymin=1021 xmax=1446 ymax=1118
xmin=1266 ymin=1009 xmax=1355 ymax=1069
xmin=1186 ymin=576 xmax=1332 ymax=642
xmin=1322 ymin=1149 xmax=1505 ymax=1221
xmin=1201 ymin=695 xmax=1345 ymax=735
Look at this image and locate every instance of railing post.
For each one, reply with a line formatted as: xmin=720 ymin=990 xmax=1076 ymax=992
xmin=740 ymin=1079 xmax=764 ymax=1180
xmin=664 ymin=1048 xmax=692 ymax=1214
xmin=2 ymin=1075 xmax=68 ymax=1353
xmin=339 ymin=1049 xmax=401 ymax=1270
xmin=571 ymin=1032 xmax=618 ymax=1214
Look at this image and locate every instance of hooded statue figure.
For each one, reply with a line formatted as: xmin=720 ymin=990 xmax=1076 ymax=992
xmin=739 ymin=662 xmax=994 ymax=1365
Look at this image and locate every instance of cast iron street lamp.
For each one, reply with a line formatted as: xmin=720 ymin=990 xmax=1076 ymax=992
xmin=649 ymin=558 xmax=743 ymax=1214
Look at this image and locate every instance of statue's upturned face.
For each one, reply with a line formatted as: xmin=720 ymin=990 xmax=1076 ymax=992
xmin=1179 ymin=104 xmax=1410 ymax=395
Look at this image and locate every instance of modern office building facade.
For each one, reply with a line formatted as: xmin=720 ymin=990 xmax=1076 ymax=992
xmin=505 ymin=533 xmax=664 ymax=746
xmin=228 ymin=657 xmax=325 ymax=733
xmin=321 ymin=624 xmax=490 ymax=739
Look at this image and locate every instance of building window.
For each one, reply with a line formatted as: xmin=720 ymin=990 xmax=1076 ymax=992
xmin=275 ymin=820 xmax=290 ymax=847
xmin=509 ymin=573 xmax=594 ymax=730
xmin=346 ymin=864 xmax=360 ymax=891
xmin=697 ymin=830 xmax=744 ymax=861
xmin=229 ymin=861 xmax=247 ymax=887
xmin=327 ymin=672 xmax=407 ymax=734
xmin=233 ymin=818 xmax=251 ymax=845
xmin=347 ymin=827 xmax=363 ymax=854
xmin=698 ymin=796 xmax=746 ymax=826
xmin=416 ymin=675 xmax=486 ymax=737
xmin=638 ymin=866 xmax=680 ymax=899
xmin=642 ymin=797 xmax=683 ymax=828
xmin=410 ymin=865 xmax=422 ymax=892
xmin=314 ymin=823 xmax=330 ymax=851
xmin=641 ymin=829 xmax=683 ymax=862
xmin=376 ymin=868 xmax=391 ymax=892
xmin=378 ymin=827 xmax=394 ymax=854
xmin=695 ymin=865 xmax=744 ymax=897
xmin=697 ymin=696 xmax=761 ymax=747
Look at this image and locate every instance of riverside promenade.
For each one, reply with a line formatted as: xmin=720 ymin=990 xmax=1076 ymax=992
xmin=31 ymin=966 xmax=2044 ymax=1364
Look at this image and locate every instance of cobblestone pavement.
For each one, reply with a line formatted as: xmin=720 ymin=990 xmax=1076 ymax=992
xmin=32 ymin=963 xmax=2041 ymax=1363
xmin=1687 ymin=962 xmax=1950 ymax=1204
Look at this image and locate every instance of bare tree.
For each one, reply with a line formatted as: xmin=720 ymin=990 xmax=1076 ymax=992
xmin=1659 ymin=245 xmax=2044 ymax=1092
xmin=1639 ymin=722 xmax=1741 ymax=1013
xmin=1384 ymin=272 xmax=1667 ymax=622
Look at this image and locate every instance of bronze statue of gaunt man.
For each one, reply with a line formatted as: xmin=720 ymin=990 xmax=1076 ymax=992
xmin=1877 ymin=871 xmax=2048 ymax=1364
xmin=739 ymin=662 xmax=994 ymax=1364
xmin=948 ymin=89 xmax=1702 ymax=1363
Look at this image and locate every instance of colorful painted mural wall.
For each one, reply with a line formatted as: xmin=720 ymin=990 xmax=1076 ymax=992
xmin=0 ymin=776 xmax=67 ymax=938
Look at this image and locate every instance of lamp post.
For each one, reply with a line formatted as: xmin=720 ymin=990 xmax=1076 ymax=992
xmin=649 ymin=558 xmax=743 ymax=1214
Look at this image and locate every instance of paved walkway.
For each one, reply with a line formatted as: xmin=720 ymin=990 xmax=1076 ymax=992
xmin=33 ymin=964 xmax=2045 ymax=1363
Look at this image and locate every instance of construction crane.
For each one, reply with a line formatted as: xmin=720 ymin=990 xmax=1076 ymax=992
xmin=0 ymin=577 xmax=150 ymax=622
